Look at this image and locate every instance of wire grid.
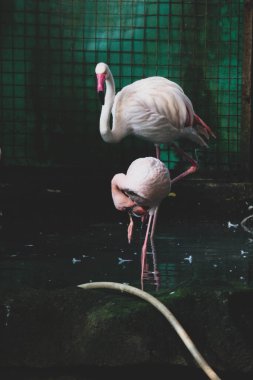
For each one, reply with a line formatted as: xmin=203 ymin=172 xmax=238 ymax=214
xmin=0 ymin=0 xmax=245 ymax=179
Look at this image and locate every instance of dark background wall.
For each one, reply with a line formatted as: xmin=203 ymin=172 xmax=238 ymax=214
xmin=0 ymin=0 xmax=250 ymax=181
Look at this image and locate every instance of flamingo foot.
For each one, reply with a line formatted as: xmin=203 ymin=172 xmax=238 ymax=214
xmin=171 ymin=164 xmax=198 ymax=184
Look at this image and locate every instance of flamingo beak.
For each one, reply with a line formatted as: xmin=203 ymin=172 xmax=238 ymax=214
xmin=130 ymin=205 xmax=149 ymax=217
xmin=96 ymin=73 xmax=106 ymax=105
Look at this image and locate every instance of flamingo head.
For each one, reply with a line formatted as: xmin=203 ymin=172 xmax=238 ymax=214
xmin=111 ymin=174 xmax=150 ymax=217
xmin=123 ymin=190 xmax=150 ymax=217
xmin=95 ymin=62 xmax=108 ymax=105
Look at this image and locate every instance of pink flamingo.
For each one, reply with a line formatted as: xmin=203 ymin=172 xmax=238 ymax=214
xmin=95 ymin=62 xmax=216 ymax=177
xmin=111 ymin=156 xmax=172 ymax=279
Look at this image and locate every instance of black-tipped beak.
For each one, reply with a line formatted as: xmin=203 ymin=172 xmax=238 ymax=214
xmin=98 ymin=91 xmax=105 ymax=105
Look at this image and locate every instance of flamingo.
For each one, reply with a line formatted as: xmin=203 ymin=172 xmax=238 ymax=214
xmin=111 ymin=156 xmax=171 ymax=279
xmin=95 ymin=62 xmax=216 ymax=181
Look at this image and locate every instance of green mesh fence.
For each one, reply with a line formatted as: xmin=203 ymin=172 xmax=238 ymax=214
xmin=0 ymin=0 xmax=247 ymax=180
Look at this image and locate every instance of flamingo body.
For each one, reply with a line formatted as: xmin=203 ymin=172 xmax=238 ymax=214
xmin=113 ymin=77 xmax=203 ymax=146
xmin=95 ymin=62 xmax=215 ymax=149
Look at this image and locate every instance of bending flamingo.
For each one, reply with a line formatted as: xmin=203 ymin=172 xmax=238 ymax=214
xmin=111 ymin=156 xmax=171 ymax=279
xmin=95 ymin=61 xmax=216 ymax=181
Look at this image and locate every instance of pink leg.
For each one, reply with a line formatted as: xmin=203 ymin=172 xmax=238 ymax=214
xmin=141 ymin=206 xmax=159 ymax=280
xmin=140 ymin=208 xmax=159 ymax=289
xmin=142 ymin=207 xmax=158 ymax=270
xmin=127 ymin=214 xmax=134 ymax=244
xmin=150 ymin=207 xmax=159 ymax=240
xmin=170 ymin=143 xmax=198 ymax=185
xmin=155 ymin=144 xmax=160 ymax=159
xmin=141 ymin=213 xmax=153 ymax=281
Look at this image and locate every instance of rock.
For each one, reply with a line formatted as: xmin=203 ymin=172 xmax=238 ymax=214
xmin=0 ymin=285 xmax=253 ymax=378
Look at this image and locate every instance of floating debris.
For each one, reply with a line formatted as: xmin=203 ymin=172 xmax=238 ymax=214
xmin=118 ymin=257 xmax=133 ymax=265
xmin=245 ymin=201 xmax=253 ymax=211
xmin=46 ymin=188 xmax=62 ymax=193
xmin=3 ymin=303 xmax=12 ymax=327
xmin=72 ymin=258 xmax=82 ymax=264
xmin=72 ymin=255 xmax=94 ymax=264
xmin=184 ymin=255 xmax=192 ymax=264
xmin=227 ymin=221 xmax=239 ymax=229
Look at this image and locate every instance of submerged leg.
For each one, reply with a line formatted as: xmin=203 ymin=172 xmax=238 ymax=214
xmin=150 ymin=237 xmax=160 ymax=290
xmin=140 ymin=208 xmax=159 ymax=289
xmin=141 ymin=238 xmax=160 ymax=291
xmin=141 ymin=213 xmax=153 ymax=281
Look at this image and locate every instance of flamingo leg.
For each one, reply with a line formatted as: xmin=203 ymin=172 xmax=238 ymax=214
xmin=141 ymin=237 xmax=160 ymax=291
xmin=150 ymin=237 xmax=160 ymax=290
xmin=155 ymin=144 xmax=161 ymax=159
xmin=149 ymin=208 xmax=160 ymax=290
xmin=141 ymin=213 xmax=153 ymax=281
xmin=150 ymin=207 xmax=159 ymax=240
xmin=140 ymin=208 xmax=160 ymax=290
xmin=170 ymin=143 xmax=198 ymax=185
xmin=127 ymin=213 xmax=134 ymax=244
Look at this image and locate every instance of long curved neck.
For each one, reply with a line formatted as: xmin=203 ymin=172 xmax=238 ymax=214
xmin=99 ymin=69 xmax=125 ymax=143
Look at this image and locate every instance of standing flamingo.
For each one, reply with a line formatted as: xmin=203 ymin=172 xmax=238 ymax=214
xmin=95 ymin=62 xmax=216 ymax=179
xmin=111 ymin=156 xmax=171 ymax=279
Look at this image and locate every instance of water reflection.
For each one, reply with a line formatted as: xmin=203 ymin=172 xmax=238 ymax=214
xmin=141 ymin=237 xmax=160 ymax=291
xmin=138 ymin=217 xmax=253 ymax=292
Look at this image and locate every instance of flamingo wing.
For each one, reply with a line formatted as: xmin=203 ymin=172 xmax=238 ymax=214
xmin=112 ymin=77 xmax=194 ymax=144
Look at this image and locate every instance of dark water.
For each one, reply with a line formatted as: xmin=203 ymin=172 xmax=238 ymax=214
xmin=1 ymin=212 xmax=253 ymax=292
